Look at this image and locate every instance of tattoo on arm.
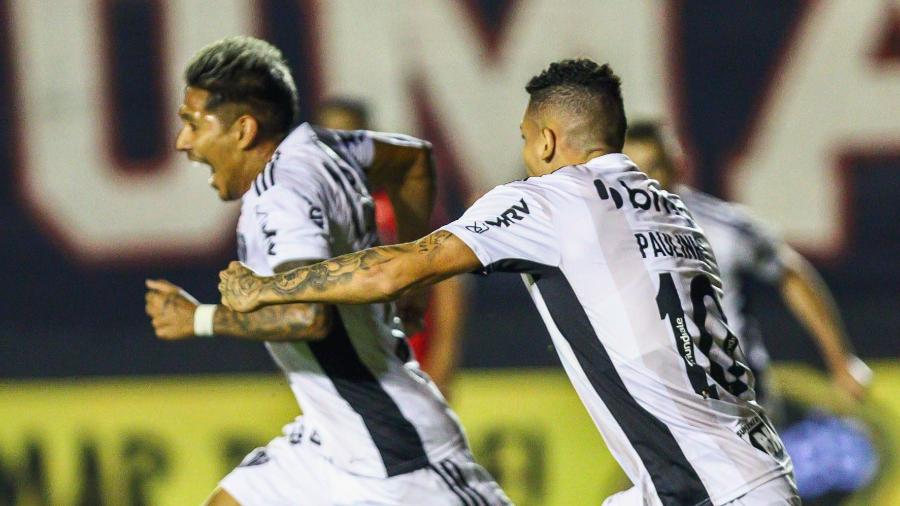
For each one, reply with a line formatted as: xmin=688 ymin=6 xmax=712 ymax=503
xmin=213 ymin=303 xmax=329 ymax=341
xmin=268 ymin=231 xmax=455 ymax=298
xmin=216 ymin=259 xmax=332 ymax=340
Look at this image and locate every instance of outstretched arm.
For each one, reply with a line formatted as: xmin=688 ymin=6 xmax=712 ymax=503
xmin=146 ymin=260 xmax=332 ymax=341
xmin=219 ymin=230 xmax=481 ymax=312
xmin=778 ymin=246 xmax=871 ymax=399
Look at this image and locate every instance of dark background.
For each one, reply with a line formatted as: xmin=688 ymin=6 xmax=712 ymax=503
xmin=0 ymin=0 xmax=897 ymax=378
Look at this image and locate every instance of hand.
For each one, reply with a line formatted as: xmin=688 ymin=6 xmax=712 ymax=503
xmin=219 ymin=261 xmax=267 ymax=313
xmin=144 ymin=279 xmax=198 ymax=340
xmin=395 ymin=288 xmax=430 ymax=336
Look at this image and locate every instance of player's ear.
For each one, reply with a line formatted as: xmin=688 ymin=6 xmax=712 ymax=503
xmin=235 ymin=115 xmax=260 ymax=150
xmin=540 ymin=127 xmax=556 ymax=163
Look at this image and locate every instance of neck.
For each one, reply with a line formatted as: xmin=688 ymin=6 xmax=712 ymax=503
xmin=236 ymin=139 xmax=281 ymax=195
xmin=545 ymin=147 xmax=612 ymax=174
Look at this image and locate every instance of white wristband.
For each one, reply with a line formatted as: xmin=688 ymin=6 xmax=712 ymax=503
xmin=193 ymin=304 xmax=217 ymax=337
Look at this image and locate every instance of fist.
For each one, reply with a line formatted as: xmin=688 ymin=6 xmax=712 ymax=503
xmin=219 ymin=261 xmax=266 ymax=313
xmin=144 ymin=279 xmax=198 ymax=340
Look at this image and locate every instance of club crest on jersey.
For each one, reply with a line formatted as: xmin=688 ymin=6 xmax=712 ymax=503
xmin=594 ymin=179 xmax=686 ymax=217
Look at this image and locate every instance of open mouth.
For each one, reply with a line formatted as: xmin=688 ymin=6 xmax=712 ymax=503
xmin=190 ymin=160 xmax=216 ymax=187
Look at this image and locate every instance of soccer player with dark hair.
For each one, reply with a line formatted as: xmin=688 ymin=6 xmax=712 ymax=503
xmin=219 ymin=59 xmax=800 ymax=504
xmin=316 ymin=97 xmax=372 ymax=131
xmin=144 ymin=36 xmax=509 ymax=506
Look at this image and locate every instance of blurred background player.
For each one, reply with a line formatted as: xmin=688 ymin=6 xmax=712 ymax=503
xmin=623 ymin=120 xmax=872 ymax=409
xmin=144 ymin=36 xmax=509 ymax=505
xmin=218 ymin=59 xmax=800 ymax=505
xmin=624 ymin=120 xmax=879 ymax=503
xmin=315 ymin=97 xmax=468 ymax=397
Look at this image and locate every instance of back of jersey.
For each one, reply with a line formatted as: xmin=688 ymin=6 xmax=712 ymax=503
xmin=442 ymin=153 xmax=792 ymax=505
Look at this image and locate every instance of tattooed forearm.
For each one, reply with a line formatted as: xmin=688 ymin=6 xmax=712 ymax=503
xmin=268 ymin=232 xmax=454 ymax=299
xmin=269 ymin=245 xmax=404 ymax=296
xmin=213 ymin=303 xmax=330 ymax=341
xmin=415 ymin=230 xmax=452 ymax=255
xmin=219 ymin=230 xmax=463 ymax=311
xmin=266 ymin=231 xmax=456 ymax=301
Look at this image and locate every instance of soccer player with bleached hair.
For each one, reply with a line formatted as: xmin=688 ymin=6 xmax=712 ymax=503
xmin=220 ymin=59 xmax=800 ymax=505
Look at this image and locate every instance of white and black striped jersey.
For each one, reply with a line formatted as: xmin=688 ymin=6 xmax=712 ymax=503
xmin=675 ymin=185 xmax=785 ymax=384
xmin=441 ymin=154 xmax=792 ymax=505
xmin=237 ymin=123 xmax=467 ymax=478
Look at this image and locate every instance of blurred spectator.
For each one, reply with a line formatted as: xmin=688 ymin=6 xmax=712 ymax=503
xmin=315 ymin=97 xmax=467 ymax=397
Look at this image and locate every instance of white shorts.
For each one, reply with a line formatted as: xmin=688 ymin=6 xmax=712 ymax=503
xmin=220 ymin=419 xmax=511 ymax=506
xmin=601 ymin=475 xmax=800 ymax=506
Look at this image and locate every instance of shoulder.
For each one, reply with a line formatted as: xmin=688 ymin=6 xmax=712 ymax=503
xmin=678 ymin=186 xmax=745 ymax=224
xmin=310 ymin=125 xmax=367 ymax=150
xmin=477 ymin=178 xmax=555 ymax=207
xmin=315 ymin=125 xmax=430 ymax=149
xmin=677 ymin=185 xmax=778 ymax=240
xmin=503 ymin=169 xmax=582 ymax=197
xmin=462 ymin=180 xmax=558 ymax=230
xmin=249 ymin=156 xmax=325 ymax=201
xmin=254 ymin=129 xmax=335 ymax=195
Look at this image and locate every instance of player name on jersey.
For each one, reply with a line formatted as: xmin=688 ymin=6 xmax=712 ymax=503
xmin=634 ymin=231 xmax=708 ymax=261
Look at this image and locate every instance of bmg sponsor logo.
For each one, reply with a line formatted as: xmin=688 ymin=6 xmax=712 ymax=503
xmin=594 ymin=179 xmax=687 ymax=217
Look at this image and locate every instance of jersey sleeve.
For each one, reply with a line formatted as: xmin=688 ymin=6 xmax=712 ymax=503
xmin=440 ymin=184 xmax=560 ymax=273
xmin=254 ymin=182 xmax=331 ymax=270
xmin=318 ymin=128 xmax=431 ymax=170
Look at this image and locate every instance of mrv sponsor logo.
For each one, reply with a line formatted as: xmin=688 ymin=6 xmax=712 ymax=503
xmin=466 ymin=198 xmax=531 ymax=233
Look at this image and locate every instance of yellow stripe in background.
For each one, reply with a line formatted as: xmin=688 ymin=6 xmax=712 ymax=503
xmin=0 ymin=362 xmax=897 ymax=505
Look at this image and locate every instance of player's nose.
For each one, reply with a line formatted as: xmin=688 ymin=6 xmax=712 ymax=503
xmin=175 ymin=127 xmax=192 ymax=152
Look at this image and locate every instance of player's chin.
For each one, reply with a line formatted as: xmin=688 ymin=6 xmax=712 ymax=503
xmin=216 ymin=185 xmax=240 ymax=202
xmin=213 ymin=187 xmax=230 ymax=201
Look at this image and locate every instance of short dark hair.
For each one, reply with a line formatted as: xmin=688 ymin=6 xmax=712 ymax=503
xmin=316 ymin=97 xmax=371 ymax=130
xmin=525 ymin=59 xmax=627 ymax=151
xmin=185 ymin=36 xmax=299 ymax=140
xmin=626 ymin=121 xmax=664 ymax=146
xmin=626 ymin=120 xmax=675 ymax=170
